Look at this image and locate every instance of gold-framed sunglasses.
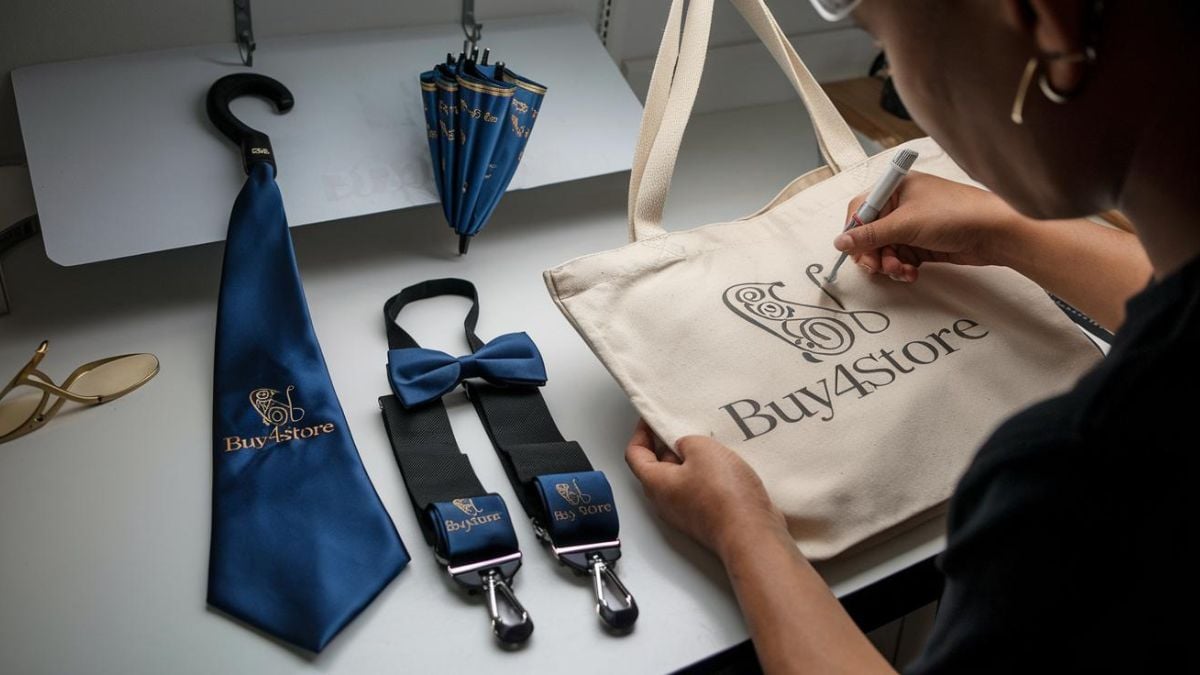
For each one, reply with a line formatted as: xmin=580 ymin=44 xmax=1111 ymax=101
xmin=0 ymin=341 xmax=159 ymax=444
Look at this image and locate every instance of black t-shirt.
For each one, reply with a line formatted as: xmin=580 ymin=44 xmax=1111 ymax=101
xmin=907 ymin=257 xmax=1200 ymax=674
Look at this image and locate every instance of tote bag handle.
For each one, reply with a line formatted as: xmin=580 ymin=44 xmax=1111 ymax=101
xmin=628 ymin=0 xmax=869 ymax=241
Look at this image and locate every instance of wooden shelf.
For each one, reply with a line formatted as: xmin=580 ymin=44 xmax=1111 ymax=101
xmin=823 ymin=77 xmax=924 ymax=149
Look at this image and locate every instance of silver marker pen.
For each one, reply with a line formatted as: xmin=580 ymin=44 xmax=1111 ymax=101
xmin=824 ymin=148 xmax=919 ymax=284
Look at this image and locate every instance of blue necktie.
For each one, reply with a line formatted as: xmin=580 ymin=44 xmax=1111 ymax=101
xmin=387 ymin=332 xmax=547 ymax=408
xmin=207 ymin=75 xmax=409 ymax=652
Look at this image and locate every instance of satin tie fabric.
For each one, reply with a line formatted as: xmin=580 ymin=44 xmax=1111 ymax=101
xmin=387 ymin=331 xmax=547 ymax=408
xmin=209 ymin=161 xmax=409 ymax=652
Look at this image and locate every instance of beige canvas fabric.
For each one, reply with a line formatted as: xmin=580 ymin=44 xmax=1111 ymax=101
xmin=544 ymin=0 xmax=1101 ymax=559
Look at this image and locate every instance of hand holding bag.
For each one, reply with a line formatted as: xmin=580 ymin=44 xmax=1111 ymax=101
xmin=544 ymin=0 xmax=1101 ymax=559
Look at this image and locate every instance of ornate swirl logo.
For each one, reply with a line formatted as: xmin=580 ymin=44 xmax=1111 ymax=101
xmin=555 ymin=479 xmax=592 ymax=507
xmin=452 ymin=498 xmax=485 ymax=517
xmin=723 ymin=264 xmax=891 ymax=363
xmin=510 ymin=114 xmax=532 ymax=138
xmin=249 ymin=385 xmax=305 ymax=428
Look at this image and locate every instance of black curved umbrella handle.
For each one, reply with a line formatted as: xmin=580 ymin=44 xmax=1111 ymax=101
xmin=206 ymin=73 xmax=294 ymax=175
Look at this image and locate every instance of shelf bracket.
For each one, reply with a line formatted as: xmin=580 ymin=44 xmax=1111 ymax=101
xmin=0 ymin=215 xmax=40 ymax=317
xmin=234 ymin=0 xmax=256 ymax=67
xmin=462 ymin=0 xmax=482 ymax=55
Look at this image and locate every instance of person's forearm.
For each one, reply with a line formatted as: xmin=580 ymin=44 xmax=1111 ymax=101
xmin=717 ymin=524 xmax=895 ymax=675
xmin=992 ymin=216 xmax=1151 ymax=331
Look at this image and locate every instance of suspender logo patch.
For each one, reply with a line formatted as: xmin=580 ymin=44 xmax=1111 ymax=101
xmin=452 ymin=498 xmax=485 ymax=516
xmin=223 ymin=385 xmax=336 ymax=452
xmin=723 ymin=264 xmax=891 ymax=364
xmin=555 ymin=479 xmax=591 ymax=506
xmin=552 ymin=479 xmax=613 ymax=521
xmin=443 ymin=499 xmax=504 ymax=533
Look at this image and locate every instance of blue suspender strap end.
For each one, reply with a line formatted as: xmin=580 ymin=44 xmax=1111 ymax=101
xmin=533 ymin=470 xmax=638 ymax=630
xmin=466 ymin=380 xmax=639 ymax=631
xmin=428 ymin=493 xmax=523 ymax=587
xmin=378 ymin=393 xmax=533 ymax=645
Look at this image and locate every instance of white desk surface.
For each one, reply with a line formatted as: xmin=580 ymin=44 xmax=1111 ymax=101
xmin=12 ymin=14 xmax=643 ymax=267
xmin=0 ymin=101 xmax=944 ymax=674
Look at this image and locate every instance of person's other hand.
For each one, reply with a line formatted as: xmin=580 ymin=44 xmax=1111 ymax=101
xmin=625 ymin=419 xmax=786 ymax=560
xmin=834 ymin=172 xmax=1027 ymax=282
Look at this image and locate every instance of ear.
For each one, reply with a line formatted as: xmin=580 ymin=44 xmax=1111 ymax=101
xmin=1000 ymin=0 xmax=1090 ymax=92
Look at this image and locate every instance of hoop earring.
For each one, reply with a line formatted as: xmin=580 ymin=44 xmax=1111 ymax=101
xmin=1010 ymin=48 xmax=1097 ymax=125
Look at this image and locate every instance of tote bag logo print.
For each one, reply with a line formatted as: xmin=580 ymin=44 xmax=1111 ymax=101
xmin=724 ymin=264 xmax=890 ymax=362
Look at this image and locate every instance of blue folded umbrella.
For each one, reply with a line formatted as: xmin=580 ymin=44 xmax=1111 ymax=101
xmin=417 ymin=51 xmax=545 ymax=254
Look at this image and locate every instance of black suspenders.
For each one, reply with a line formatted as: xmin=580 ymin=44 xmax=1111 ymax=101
xmin=379 ymin=279 xmax=533 ymax=644
xmin=379 ymin=278 xmax=638 ymax=634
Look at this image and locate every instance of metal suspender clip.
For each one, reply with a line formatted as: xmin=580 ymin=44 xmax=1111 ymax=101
xmin=532 ymin=522 xmax=639 ymax=630
xmin=443 ymin=552 xmax=533 ymax=644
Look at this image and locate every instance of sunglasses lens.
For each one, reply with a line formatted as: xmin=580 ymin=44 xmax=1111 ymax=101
xmin=0 ymin=390 xmax=43 ymax=438
xmin=69 ymin=354 xmax=160 ymax=398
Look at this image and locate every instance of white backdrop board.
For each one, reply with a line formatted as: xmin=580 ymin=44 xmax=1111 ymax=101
xmin=12 ymin=14 xmax=643 ymax=266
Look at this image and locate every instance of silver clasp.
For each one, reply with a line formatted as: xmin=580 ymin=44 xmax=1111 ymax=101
xmin=543 ymin=535 xmax=639 ymax=631
xmin=446 ymin=552 xmax=533 ymax=645
xmin=588 ymin=554 xmax=638 ymax=631
xmin=483 ymin=568 xmax=534 ymax=645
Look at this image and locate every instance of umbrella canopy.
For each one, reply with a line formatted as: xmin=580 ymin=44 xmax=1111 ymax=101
xmin=418 ymin=51 xmax=546 ymax=254
xmin=464 ymin=67 xmax=546 ymax=242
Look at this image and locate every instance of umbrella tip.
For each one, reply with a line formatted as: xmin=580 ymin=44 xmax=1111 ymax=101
xmin=458 ymin=235 xmax=471 ymax=255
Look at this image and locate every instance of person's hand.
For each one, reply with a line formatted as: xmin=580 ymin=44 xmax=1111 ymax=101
xmin=833 ymin=171 xmax=1028 ymax=283
xmin=625 ymin=419 xmax=786 ymax=561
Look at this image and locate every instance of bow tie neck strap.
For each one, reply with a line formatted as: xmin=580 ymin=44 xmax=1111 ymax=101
xmin=383 ymin=278 xmax=485 ymax=351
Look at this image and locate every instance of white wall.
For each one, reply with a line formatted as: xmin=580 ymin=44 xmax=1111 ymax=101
xmin=0 ymin=0 xmax=598 ymax=163
xmin=608 ymin=0 xmax=842 ymax=62
xmin=614 ymin=1 xmax=876 ymax=114
xmin=0 ymin=0 xmax=875 ymax=164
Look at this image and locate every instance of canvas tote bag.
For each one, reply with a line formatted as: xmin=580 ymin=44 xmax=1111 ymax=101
xmin=544 ymin=0 xmax=1102 ymax=559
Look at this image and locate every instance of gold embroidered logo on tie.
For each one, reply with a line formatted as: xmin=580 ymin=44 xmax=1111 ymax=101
xmin=249 ymin=385 xmax=305 ymax=426
xmin=223 ymin=386 xmax=335 ymax=453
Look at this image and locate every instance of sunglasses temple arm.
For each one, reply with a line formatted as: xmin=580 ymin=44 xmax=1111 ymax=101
xmin=19 ymin=372 xmax=102 ymax=404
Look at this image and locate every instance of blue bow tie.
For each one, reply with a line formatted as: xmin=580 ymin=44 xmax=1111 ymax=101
xmin=387 ymin=332 xmax=547 ymax=408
